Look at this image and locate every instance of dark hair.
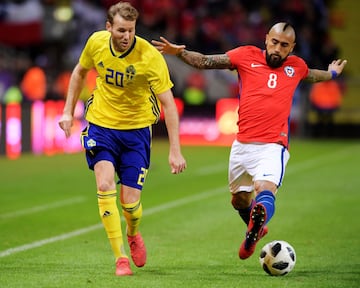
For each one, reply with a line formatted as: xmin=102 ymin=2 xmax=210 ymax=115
xmin=107 ymin=1 xmax=139 ymax=24
xmin=282 ymin=22 xmax=293 ymax=32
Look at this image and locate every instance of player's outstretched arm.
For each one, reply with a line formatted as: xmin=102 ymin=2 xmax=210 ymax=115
xmin=306 ymin=59 xmax=347 ymax=83
xmin=152 ymin=36 xmax=232 ymax=70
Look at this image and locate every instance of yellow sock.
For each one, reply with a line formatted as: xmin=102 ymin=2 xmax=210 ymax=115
xmin=97 ymin=190 xmax=127 ymax=260
xmin=122 ymin=200 xmax=143 ymax=236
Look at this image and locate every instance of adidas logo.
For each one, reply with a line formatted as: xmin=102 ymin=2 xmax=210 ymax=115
xmin=103 ymin=210 xmax=111 ymax=217
xmin=97 ymin=61 xmax=104 ymax=68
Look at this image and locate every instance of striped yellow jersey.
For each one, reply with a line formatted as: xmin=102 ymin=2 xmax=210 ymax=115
xmin=79 ymin=31 xmax=174 ymax=129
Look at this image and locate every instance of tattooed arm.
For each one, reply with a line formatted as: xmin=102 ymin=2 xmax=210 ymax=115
xmin=176 ymin=50 xmax=231 ymax=69
xmin=305 ymin=59 xmax=347 ymax=83
xmin=152 ymin=36 xmax=232 ymax=69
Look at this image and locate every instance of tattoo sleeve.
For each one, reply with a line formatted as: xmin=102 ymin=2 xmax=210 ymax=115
xmin=306 ymin=69 xmax=332 ymax=83
xmin=177 ymin=50 xmax=232 ymax=69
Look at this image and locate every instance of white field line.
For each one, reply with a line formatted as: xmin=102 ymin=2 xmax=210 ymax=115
xmin=195 ymin=143 xmax=359 ymax=176
xmin=0 ymin=197 xmax=86 ymax=219
xmin=0 ymin=224 xmax=103 ymax=258
xmin=286 ymin=144 xmax=358 ymax=175
xmin=0 ymin=143 xmax=357 ymax=258
xmin=195 ymin=163 xmax=228 ymax=176
xmin=1 ymin=143 xmax=355 ymax=220
xmin=0 ymin=186 xmax=226 ymax=258
xmin=194 ymin=143 xmax=358 ymax=177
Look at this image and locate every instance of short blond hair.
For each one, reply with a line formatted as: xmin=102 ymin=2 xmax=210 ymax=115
xmin=107 ymin=1 xmax=139 ymax=24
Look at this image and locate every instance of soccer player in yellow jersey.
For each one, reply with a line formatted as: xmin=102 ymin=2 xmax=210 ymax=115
xmin=58 ymin=1 xmax=186 ymax=276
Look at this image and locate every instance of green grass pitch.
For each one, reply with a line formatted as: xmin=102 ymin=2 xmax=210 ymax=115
xmin=0 ymin=139 xmax=359 ymax=288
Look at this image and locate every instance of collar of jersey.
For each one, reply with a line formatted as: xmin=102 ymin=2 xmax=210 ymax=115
xmin=109 ymin=36 xmax=137 ymax=58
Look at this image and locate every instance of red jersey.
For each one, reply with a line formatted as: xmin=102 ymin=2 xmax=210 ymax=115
xmin=226 ymin=46 xmax=308 ymax=148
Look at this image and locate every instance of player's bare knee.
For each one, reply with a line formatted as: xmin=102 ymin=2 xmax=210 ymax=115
xmin=97 ymin=181 xmax=116 ymax=192
xmin=254 ymin=180 xmax=277 ymax=195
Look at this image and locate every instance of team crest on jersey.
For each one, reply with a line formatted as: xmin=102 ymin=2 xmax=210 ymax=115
xmin=126 ymin=65 xmax=136 ymax=80
xmin=284 ymin=66 xmax=295 ymax=77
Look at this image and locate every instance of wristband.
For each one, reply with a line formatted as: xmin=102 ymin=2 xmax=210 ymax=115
xmin=331 ymin=70 xmax=338 ymax=79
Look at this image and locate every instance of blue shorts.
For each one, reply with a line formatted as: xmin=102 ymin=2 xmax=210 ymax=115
xmin=81 ymin=123 xmax=151 ymax=190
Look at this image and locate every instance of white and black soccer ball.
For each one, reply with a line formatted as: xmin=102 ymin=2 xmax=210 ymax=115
xmin=259 ymin=240 xmax=296 ymax=276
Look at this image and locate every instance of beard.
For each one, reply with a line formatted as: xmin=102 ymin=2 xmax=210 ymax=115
xmin=265 ymin=51 xmax=287 ymax=68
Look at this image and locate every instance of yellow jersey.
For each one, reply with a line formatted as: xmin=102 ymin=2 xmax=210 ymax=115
xmin=79 ymin=31 xmax=174 ymax=129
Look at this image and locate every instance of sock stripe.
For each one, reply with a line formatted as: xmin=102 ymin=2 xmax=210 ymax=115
xmin=97 ymin=190 xmax=117 ymax=199
xmin=122 ymin=200 xmax=142 ymax=236
xmin=122 ymin=201 xmax=141 ymax=212
xmin=257 ymin=200 xmax=273 ymax=206
xmin=255 ymin=190 xmax=275 ymax=224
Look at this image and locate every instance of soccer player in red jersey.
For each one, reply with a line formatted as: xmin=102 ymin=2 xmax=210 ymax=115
xmin=152 ymin=22 xmax=347 ymax=260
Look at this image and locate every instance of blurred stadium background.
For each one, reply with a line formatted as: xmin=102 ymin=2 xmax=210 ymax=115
xmin=0 ymin=0 xmax=359 ymax=159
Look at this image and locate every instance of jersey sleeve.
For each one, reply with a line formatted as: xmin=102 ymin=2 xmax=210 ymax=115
xmin=146 ymin=48 xmax=174 ymax=94
xmin=226 ymin=46 xmax=248 ymax=67
xmin=298 ymin=57 xmax=309 ymax=80
xmin=79 ymin=34 xmax=95 ymax=69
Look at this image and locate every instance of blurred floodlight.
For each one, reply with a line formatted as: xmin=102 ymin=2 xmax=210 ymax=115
xmin=53 ymin=6 xmax=73 ymax=22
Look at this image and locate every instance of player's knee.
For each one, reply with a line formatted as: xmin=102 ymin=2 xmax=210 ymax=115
xmin=254 ymin=180 xmax=277 ymax=195
xmin=231 ymin=192 xmax=252 ymax=209
xmin=97 ymin=181 xmax=116 ymax=192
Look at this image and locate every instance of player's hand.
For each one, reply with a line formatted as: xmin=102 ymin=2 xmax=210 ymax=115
xmin=58 ymin=114 xmax=73 ymax=138
xmin=169 ymin=152 xmax=187 ymax=174
xmin=328 ymin=59 xmax=347 ymax=76
xmin=151 ymin=37 xmax=186 ymax=56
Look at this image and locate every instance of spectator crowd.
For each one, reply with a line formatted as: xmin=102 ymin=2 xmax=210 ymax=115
xmin=0 ymin=0 xmax=340 ymax=105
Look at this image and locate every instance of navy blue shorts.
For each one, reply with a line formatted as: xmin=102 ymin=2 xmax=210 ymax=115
xmin=81 ymin=123 xmax=151 ymax=190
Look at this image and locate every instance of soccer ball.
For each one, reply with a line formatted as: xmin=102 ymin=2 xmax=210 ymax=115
xmin=259 ymin=240 xmax=296 ymax=276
